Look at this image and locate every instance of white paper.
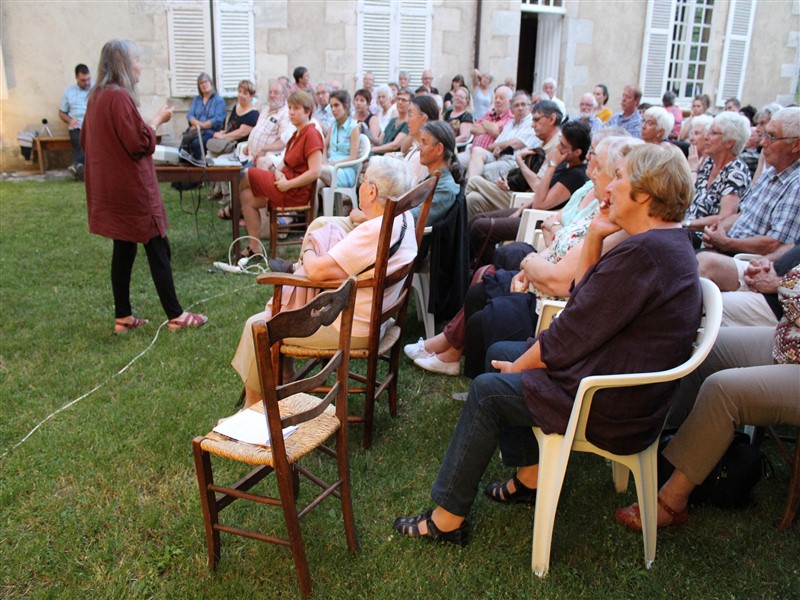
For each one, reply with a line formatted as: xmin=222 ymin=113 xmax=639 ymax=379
xmin=212 ymin=407 xmax=298 ymax=447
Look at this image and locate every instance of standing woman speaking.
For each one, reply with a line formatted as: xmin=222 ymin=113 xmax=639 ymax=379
xmin=82 ymin=39 xmax=207 ymax=334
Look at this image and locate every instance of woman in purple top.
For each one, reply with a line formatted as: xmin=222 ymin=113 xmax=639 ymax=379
xmin=394 ymin=144 xmax=702 ymax=545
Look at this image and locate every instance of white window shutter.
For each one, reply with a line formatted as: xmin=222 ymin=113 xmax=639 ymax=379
xmin=717 ymin=0 xmax=757 ymax=106
xmin=639 ymin=0 xmax=676 ymax=104
xmin=358 ymin=0 xmax=392 ymax=86
xmin=167 ymin=2 xmax=212 ymax=97
xmin=398 ymin=0 xmax=431 ymax=86
xmin=213 ymin=0 xmax=255 ymax=98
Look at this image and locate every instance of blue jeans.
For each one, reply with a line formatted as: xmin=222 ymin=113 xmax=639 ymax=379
xmin=430 ymin=341 xmax=540 ymax=517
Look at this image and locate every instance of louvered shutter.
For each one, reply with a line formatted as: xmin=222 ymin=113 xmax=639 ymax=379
xmin=398 ymin=0 xmax=431 ymax=86
xmin=167 ymin=2 xmax=212 ymax=97
xmin=213 ymin=0 xmax=255 ymax=98
xmin=717 ymin=0 xmax=756 ymax=106
xmin=358 ymin=1 xmax=392 ymax=86
xmin=639 ymin=0 xmax=676 ymax=104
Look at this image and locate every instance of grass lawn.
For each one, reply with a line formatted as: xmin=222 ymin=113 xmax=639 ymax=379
xmin=1 ymin=178 xmax=798 ymax=599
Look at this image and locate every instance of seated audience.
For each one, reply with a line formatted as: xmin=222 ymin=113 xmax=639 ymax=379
xmin=571 ymin=93 xmax=603 ymax=134
xmin=662 ymin=89 xmax=683 ymax=139
xmin=752 ymin=102 xmax=784 ymax=185
xmin=413 ymin=121 xmax=462 ymax=226
xmin=401 ymin=95 xmax=441 ymax=184
xmin=697 ymin=107 xmax=800 ymax=290
xmin=593 ymin=83 xmax=612 ymax=122
xmin=313 ymin=82 xmax=334 ymax=135
xmin=443 ymin=74 xmax=466 ymax=111
xmin=542 ymin=78 xmax=566 ymax=119
xmin=724 ymin=97 xmax=742 ymax=112
xmin=687 ymin=114 xmax=714 ymax=177
xmin=290 ymin=66 xmax=313 ymax=94
xmin=606 ymin=85 xmax=642 ymax=138
xmin=443 ymin=87 xmax=473 ymax=144
xmin=407 ymin=134 xmax=636 ymax=377
xmin=183 ymin=73 xmax=226 ymax=160
xmin=640 ymin=106 xmax=674 ymax=146
xmin=59 ymin=63 xmax=92 ymax=180
xmin=739 ymin=124 xmax=762 ymax=178
xmin=369 ymin=88 xmax=411 ymax=155
xmin=398 ymin=71 xmax=410 ymax=90
xmin=244 ymin=80 xmax=293 ymax=169
xmin=238 ymin=91 xmax=323 ymax=258
xmin=394 ymin=144 xmax=702 ymax=545
xmin=679 ymin=93 xmax=712 ymax=141
xmin=463 ymin=91 xmax=537 ymax=180
xmin=420 ymin=70 xmax=440 ymax=95
xmin=233 ymin=157 xmax=417 ymax=408
xmin=471 ymin=70 xmax=494 ymax=120
xmin=374 ymin=84 xmax=398 ymax=132
xmin=618 ymin=267 xmax=799 ymax=530
xmin=319 ymin=90 xmax=360 ymax=188
xmin=457 ymin=86 xmax=513 ymax=164
xmin=354 ymin=88 xmax=381 ymax=139
xmin=682 ymin=111 xmax=751 ymax=245
xmin=468 ymin=117 xmax=590 ymax=267
xmin=720 ymin=245 xmax=800 ymax=327
xmin=464 ymin=99 xmax=564 ymax=222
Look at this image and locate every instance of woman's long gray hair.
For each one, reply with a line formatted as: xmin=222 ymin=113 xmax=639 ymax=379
xmin=93 ymin=39 xmax=141 ymax=104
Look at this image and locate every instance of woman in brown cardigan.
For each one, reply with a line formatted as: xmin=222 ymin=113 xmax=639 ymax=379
xmin=82 ymin=39 xmax=207 ymax=334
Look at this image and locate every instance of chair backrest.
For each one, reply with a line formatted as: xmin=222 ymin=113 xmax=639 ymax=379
xmin=251 ymin=277 xmax=358 ymax=451
xmin=352 ymin=134 xmax=371 ymax=182
xmin=534 ymin=299 xmax=567 ymax=337
xmin=363 ymin=174 xmax=438 ymax=342
xmin=568 ymin=277 xmax=723 ymax=446
xmin=515 ymin=208 xmax=558 ymax=244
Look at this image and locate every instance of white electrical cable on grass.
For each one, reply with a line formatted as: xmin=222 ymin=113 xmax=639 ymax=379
xmin=1 ymin=284 xmax=252 ymax=459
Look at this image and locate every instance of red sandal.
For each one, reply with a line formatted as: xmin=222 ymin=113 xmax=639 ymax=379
xmin=168 ymin=312 xmax=208 ymax=331
xmin=114 ymin=316 xmax=149 ymax=335
xmin=615 ymin=496 xmax=688 ymax=532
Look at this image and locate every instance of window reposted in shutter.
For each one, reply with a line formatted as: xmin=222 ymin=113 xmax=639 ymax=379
xmin=716 ymin=0 xmax=757 ymax=105
xmin=398 ymin=0 xmax=431 ymax=86
xmin=640 ymin=0 xmax=676 ymax=104
xmin=214 ymin=0 xmax=255 ymax=98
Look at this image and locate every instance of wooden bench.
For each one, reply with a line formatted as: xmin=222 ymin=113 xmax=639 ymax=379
xmin=32 ymin=134 xmax=164 ymax=173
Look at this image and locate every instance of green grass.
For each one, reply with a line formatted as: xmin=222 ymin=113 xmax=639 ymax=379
xmin=1 ymin=179 xmax=798 ymax=599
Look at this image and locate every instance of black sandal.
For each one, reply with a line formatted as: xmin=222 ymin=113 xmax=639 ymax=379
xmin=393 ymin=510 xmax=470 ymax=546
xmin=484 ymin=473 xmax=537 ymax=505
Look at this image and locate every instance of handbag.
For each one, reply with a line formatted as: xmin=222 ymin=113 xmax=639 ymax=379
xmin=657 ymin=428 xmax=763 ymax=509
xmin=206 ymin=137 xmax=236 ymax=155
xmin=505 ymin=147 xmax=547 ymax=192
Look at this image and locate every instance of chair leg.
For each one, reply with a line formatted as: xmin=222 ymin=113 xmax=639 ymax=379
xmin=269 ymin=210 xmax=278 ymax=258
xmin=630 ymin=445 xmax=660 ymax=568
xmin=192 ymin=438 xmax=221 ymax=569
xmin=531 ymin=433 xmax=572 ymax=577
xmin=361 ymin=363 xmax=379 ymax=449
xmin=612 ymin=461 xmax=631 ymax=493
xmin=275 ymin=460 xmax=312 ymax=596
xmin=779 ymin=429 xmax=800 ymax=530
xmin=336 ymin=422 xmax=360 ymax=553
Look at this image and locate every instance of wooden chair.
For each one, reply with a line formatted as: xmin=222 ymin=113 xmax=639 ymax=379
xmin=270 ymin=183 xmax=317 ymax=258
xmin=531 ymin=278 xmax=723 ymax=576
xmin=192 ymin=277 xmax=359 ymax=597
xmin=258 ymin=175 xmax=437 ymax=448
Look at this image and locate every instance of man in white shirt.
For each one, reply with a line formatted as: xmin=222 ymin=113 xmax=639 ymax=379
xmin=245 ymin=80 xmax=294 ymax=170
xmin=542 ymin=78 xmax=566 ymax=121
xmin=464 ymin=91 xmax=538 ymax=180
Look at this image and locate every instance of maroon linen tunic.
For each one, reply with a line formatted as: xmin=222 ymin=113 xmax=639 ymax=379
xmin=81 ymin=85 xmax=167 ymax=243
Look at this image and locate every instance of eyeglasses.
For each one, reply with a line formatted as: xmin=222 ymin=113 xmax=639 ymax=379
xmin=558 ymin=142 xmax=573 ymax=153
xmin=761 ymin=131 xmax=798 ymax=143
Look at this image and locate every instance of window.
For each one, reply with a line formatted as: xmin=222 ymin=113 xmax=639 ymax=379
xmin=639 ymin=0 xmax=756 ymax=105
xmin=167 ymin=0 xmax=254 ymax=98
xmin=357 ymin=0 xmax=432 ymax=87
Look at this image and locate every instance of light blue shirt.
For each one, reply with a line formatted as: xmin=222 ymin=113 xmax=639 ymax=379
xmin=59 ymin=83 xmax=91 ymax=127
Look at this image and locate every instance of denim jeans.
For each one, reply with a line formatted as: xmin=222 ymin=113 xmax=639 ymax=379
xmin=430 ymin=341 xmax=540 ymax=517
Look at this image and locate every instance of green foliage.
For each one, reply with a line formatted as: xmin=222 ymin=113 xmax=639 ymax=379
xmin=1 ymin=180 xmax=798 ymax=599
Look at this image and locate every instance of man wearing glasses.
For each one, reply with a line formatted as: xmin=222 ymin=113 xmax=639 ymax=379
xmin=697 ymin=107 xmax=800 ymax=291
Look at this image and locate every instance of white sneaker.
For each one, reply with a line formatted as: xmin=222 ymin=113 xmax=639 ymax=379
xmin=404 ymin=337 xmax=433 ymax=361
xmin=414 ymin=354 xmax=461 ymax=376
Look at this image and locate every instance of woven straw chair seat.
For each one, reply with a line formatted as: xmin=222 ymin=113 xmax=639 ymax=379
xmin=279 ymin=325 xmax=401 ymax=360
xmin=200 ymin=393 xmax=339 ymax=466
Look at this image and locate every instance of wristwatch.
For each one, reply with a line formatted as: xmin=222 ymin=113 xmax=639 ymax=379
xmin=548 ymin=160 xmax=557 ymax=168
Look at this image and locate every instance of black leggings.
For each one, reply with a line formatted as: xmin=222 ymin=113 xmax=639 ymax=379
xmin=112 ymin=236 xmax=183 ymax=320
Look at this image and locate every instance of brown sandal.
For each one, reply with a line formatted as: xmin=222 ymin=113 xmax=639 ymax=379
xmin=615 ymin=496 xmax=688 ymax=532
xmin=114 ymin=316 xmax=149 ymax=335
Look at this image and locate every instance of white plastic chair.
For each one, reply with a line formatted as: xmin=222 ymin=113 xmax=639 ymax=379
xmin=530 ymin=278 xmax=723 ymax=577
xmin=318 ymin=134 xmax=371 ymax=217
xmin=456 ymin=134 xmax=473 ymax=153
xmin=411 ymin=226 xmax=435 ymax=339
xmin=515 ymin=208 xmax=558 ymax=248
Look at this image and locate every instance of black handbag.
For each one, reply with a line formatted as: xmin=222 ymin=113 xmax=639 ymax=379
xmin=658 ymin=428 xmax=763 ymax=509
xmin=505 ymin=147 xmax=547 ymax=192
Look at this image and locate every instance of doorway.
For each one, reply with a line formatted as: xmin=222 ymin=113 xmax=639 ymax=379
xmin=517 ymin=12 xmax=538 ymax=94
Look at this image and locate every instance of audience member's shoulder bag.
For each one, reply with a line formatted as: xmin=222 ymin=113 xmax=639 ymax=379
xmin=658 ymin=428 xmax=764 ymax=509
xmin=505 ymin=147 xmax=547 ymax=193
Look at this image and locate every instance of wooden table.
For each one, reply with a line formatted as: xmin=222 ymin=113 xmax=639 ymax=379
xmin=33 ymin=134 xmax=163 ymax=173
xmin=155 ymin=165 xmax=244 ymax=257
